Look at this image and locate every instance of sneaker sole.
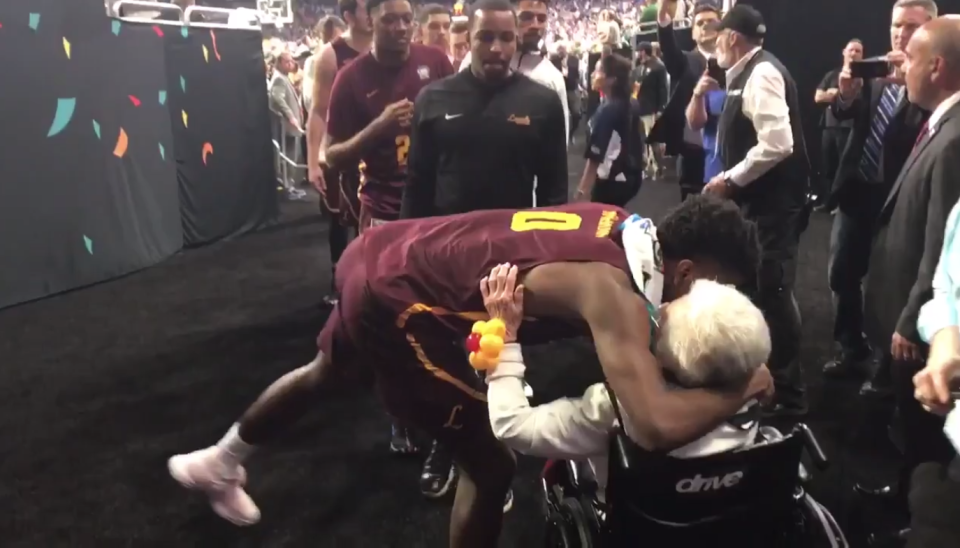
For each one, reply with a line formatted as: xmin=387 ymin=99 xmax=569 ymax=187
xmin=422 ymin=465 xmax=458 ymax=499
xmin=167 ymin=457 xmax=259 ymax=527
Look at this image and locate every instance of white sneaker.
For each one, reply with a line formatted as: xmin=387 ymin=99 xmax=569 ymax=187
xmin=168 ymin=448 xmax=261 ymax=526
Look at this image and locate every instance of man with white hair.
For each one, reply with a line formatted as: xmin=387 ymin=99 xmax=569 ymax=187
xmin=482 ymin=269 xmax=771 ymax=499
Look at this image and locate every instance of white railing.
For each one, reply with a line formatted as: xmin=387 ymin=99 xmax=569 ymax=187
xmin=110 ymin=0 xmax=182 ymax=24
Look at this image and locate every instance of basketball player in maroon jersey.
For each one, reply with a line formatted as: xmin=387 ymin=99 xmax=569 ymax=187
xmin=168 ymin=196 xmax=772 ymax=547
xmin=307 ymin=0 xmax=371 ymax=303
xmin=323 ymin=0 xmax=454 ymax=229
xmin=307 ymin=0 xmax=373 ymax=225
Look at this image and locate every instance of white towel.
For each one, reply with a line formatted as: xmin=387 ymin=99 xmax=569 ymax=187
xmin=620 ymin=214 xmax=664 ymax=308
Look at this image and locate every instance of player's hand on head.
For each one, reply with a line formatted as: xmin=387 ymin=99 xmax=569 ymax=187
xmin=480 ymin=263 xmax=524 ymax=343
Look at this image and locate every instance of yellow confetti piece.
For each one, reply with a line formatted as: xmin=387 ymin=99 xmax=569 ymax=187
xmin=202 ymin=44 xmax=209 ymax=63
xmin=63 ymin=38 xmax=71 ymax=59
xmin=182 ymin=110 xmax=188 ymax=127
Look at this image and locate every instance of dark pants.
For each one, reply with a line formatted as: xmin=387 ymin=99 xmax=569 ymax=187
xmin=677 ymin=143 xmax=706 ymax=199
xmin=827 ymin=205 xmax=875 ymax=356
xmin=891 ymin=354 xmax=955 ymax=490
xmin=740 ymin=198 xmax=806 ymax=405
xmin=592 ymin=177 xmax=641 ymax=208
xmin=819 ymin=128 xmax=849 ymax=198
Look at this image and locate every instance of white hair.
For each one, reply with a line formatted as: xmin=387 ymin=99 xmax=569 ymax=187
xmin=656 ymin=280 xmax=771 ymax=390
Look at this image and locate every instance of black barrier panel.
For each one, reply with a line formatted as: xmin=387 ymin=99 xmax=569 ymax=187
xmin=163 ymin=26 xmax=278 ymax=246
xmin=0 ymin=3 xmax=182 ymax=310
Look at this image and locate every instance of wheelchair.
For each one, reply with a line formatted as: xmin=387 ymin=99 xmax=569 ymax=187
xmin=542 ymin=424 xmax=848 ymax=547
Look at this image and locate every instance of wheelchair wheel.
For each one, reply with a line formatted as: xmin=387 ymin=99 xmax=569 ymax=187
xmin=560 ymin=497 xmax=593 ymax=547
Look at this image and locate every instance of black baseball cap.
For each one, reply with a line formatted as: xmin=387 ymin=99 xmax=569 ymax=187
xmin=715 ymin=5 xmax=766 ymax=39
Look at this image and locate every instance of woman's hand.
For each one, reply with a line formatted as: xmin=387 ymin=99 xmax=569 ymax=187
xmin=480 ymin=263 xmax=524 ymax=343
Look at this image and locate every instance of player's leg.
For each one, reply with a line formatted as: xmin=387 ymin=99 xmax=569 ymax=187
xmin=448 ymin=417 xmax=516 ymax=548
xmin=167 ymin=349 xmax=334 ymax=525
xmin=168 ymin=237 xmax=369 ymax=525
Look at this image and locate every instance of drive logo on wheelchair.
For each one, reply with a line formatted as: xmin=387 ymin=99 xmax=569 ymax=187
xmin=674 ymin=471 xmax=744 ymax=493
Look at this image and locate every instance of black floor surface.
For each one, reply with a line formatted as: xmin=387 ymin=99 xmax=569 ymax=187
xmin=0 ymin=148 xmax=903 ymax=547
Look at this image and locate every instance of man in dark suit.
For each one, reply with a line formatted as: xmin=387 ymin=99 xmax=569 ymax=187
xmin=647 ymin=0 xmax=720 ymax=199
xmin=633 ymin=42 xmax=669 ymax=177
xmin=825 ymin=0 xmax=933 ymax=399
xmin=859 ymin=2 xmax=960 ymax=525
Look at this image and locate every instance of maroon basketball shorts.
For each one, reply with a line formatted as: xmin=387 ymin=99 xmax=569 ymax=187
xmin=319 ymin=166 xmax=360 ymax=227
xmin=316 ymin=236 xmax=491 ymax=448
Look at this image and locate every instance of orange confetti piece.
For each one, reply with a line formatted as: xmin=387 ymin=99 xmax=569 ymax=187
xmin=113 ymin=128 xmax=129 ymax=158
xmin=202 ymin=142 xmax=214 ymax=165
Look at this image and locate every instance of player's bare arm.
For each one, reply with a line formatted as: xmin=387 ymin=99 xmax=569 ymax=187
xmin=523 ymin=261 xmax=765 ymax=451
xmin=307 ymin=45 xmax=338 ymax=186
xmin=324 ymin=98 xmax=414 ymax=169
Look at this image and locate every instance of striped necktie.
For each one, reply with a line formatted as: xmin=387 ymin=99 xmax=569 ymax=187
xmin=859 ymin=84 xmax=903 ymax=181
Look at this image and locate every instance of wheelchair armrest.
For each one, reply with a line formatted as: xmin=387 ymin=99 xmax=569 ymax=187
xmin=796 ymin=423 xmax=829 ymax=470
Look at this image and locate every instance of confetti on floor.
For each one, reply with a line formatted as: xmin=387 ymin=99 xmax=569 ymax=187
xmin=202 ymin=143 xmax=214 ymax=165
xmin=111 ymin=20 xmax=121 ymax=36
xmin=28 ymin=13 xmax=40 ymax=31
xmin=159 ymin=143 xmax=165 ymax=160
xmin=152 ymin=25 xmax=163 ymax=37
xmin=181 ymin=27 xmax=188 ymax=38
xmin=202 ymin=44 xmax=209 ymax=63
xmin=92 ymin=120 xmax=101 ymax=139
xmin=158 ymin=90 xmax=167 ymax=105
xmin=128 ymin=95 xmax=141 ymax=107
xmin=182 ymin=110 xmax=188 ymax=128
xmin=83 ymin=235 xmax=93 ymax=255
xmin=63 ymin=38 xmax=71 ymax=59
xmin=180 ymin=76 xmax=186 ymax=92
xmin=47 ymin=98 xmax=76 ymax=137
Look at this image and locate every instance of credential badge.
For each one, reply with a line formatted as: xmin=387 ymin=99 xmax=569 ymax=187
xmin=417 ymin=66 xmax=430 ymax=80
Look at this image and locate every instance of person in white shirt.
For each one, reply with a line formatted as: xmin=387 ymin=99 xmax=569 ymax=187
xmin=481 ymin=267 xmax=771 ymax=500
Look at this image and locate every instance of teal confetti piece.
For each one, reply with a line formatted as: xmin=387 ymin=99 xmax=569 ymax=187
xmin=181 ymin=27 xmax=189 ymax=38
xmin=28 ymin=13 xmax=40 ymax=31
xmin=47 ymin=98 xmax=76 ymax=137
xmin=92 ymin=120 xmax=101 ymax=139
xmin=159 ymin=143 xmax=165 ymax=160
xmin=180 ymin=76 xmax=186 ymax=93
xmin=83 ymin=235 xmax=93 ymax=255
xmin=158 ymin=90 xmax=167 ymax=105
xmin=111 ymin=20 xmax=121 ymax=36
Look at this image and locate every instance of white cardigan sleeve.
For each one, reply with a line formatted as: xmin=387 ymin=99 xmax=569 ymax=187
xmin=486 ymin=343 xmax=616 ymax=459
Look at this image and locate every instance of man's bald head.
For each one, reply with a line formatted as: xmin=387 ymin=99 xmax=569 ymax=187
xmin=904 ymin=16 xmax=960 ymax=110
xmin=924 ymin=16 xmax=960 ymax=72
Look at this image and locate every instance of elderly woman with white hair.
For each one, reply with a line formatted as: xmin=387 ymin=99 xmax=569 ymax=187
xmin=481 ymin=264 xmax=772 ymax=500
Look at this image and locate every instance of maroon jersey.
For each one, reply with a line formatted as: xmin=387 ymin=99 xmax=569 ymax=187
xmin=326 ymin=44 xmax=455 ymax=220
xmin=363 ymin=203 xmax=632 ymax=340
xmin=331 ymin=36 xmax=360 ymax=70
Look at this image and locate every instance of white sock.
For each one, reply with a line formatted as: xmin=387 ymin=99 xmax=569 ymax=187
xmin=216 ymin=423 xmax=255 ymax=467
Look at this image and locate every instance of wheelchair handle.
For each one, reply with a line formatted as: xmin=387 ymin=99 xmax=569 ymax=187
xmin=796 ymin=423 xmax=829 ymax=470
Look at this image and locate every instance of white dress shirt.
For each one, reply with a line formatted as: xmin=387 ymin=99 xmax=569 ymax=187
xmin=486 ymin=343 xmax=758 ymax=499
xmin=721 ymin=47 xmax=795 ymax=186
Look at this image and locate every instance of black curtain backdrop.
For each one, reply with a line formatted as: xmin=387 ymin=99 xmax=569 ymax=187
xmin=742 ymin=0 xmax=960 ymax=178
xmin=0 ymin=1 xmax=182 ymax=309
xmin=164 ymin=27 xmax=278 ymax=247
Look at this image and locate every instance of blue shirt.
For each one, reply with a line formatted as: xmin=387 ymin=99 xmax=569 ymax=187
xmin=918 ymin=199 xmax=960 ymax=342
xmin=702 ymin=90 xmax=726 ymax=182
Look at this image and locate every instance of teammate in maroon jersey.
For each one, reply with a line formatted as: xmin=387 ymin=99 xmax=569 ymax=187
xmin=168 ymin=196 xmax=771 ymax=546
xmin=324 ymin=0 xmax=454 ymax=229
xmin=308 ymin=0 xmax=372 ymax=305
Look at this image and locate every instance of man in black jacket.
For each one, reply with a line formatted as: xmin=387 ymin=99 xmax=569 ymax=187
xmin=401 ymin=0 xmax=568 ymax=219
xmin=634 ymin=42 xmax=669 ymax=178
xmin=825 ymin=0 xmax=932 ymax=411
xmin=648 ymin=1 xmax=721 ymax=198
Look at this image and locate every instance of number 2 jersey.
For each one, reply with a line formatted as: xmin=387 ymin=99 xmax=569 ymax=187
xmin=360 ymin=203 xmax=633 ymax=340
xmin=326 ymin=44 xmax=454 ymax=221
